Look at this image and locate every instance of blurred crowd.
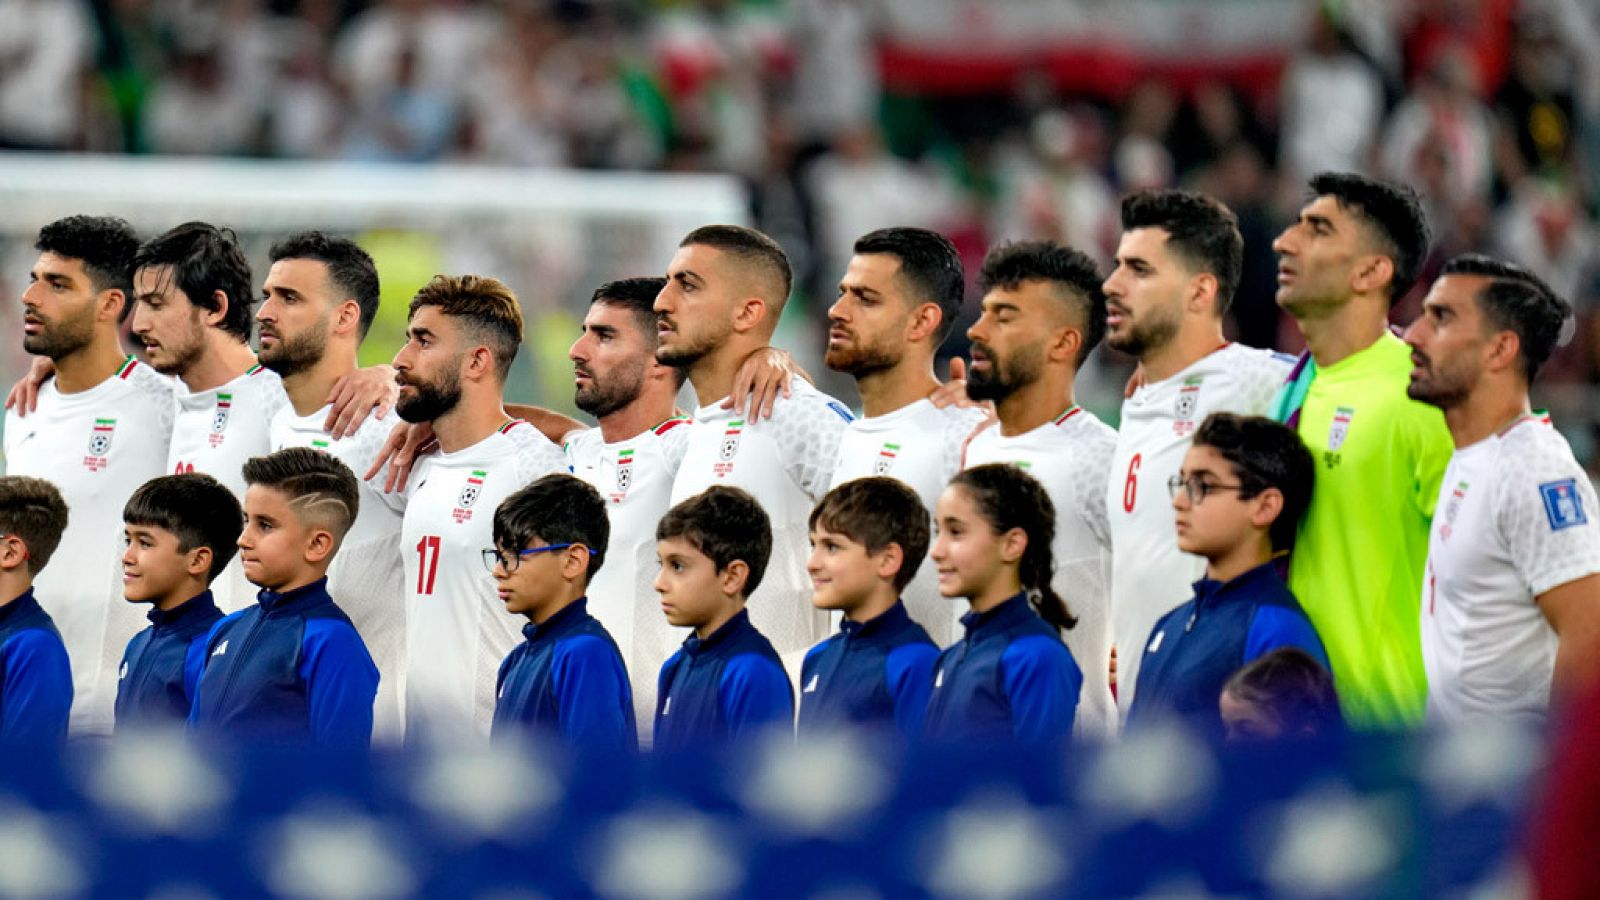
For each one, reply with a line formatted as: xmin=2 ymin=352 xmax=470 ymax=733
xmin=3 ymin=0 xmax=1600 ymax=457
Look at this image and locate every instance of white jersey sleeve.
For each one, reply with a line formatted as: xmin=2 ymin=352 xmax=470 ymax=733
xmin=768 ymin=383 xmax=855 ymax=501
xmin=1496 ymin=436 xmax=1600 ymax=597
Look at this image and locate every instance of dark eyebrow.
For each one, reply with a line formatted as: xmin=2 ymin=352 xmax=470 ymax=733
xmin=673 ymin=269 xmax=704 ymax=287
xmin=407 ymin=326 xmax=434 ymax=340
xmin=1116 ymin=255 xmax=1152 ymax=270
xmin=1304 ymin=214 xmax=1335 ymax=231
xmin=983 ymin=300 xmax=1022 ymax=314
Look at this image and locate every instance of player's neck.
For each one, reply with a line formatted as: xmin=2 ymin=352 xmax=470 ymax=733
xmin=1444 ymin=384 xmax=1530 ymax=449
xmin=1141 ymin=323 xmax=1228 ymax=384
xmin=1295 ymin=298 xmax=1387 ymax=369
xmin=687 ymin=341 xmax=760 ymax=409
xmin=50 ymin=331 xmax=128 ymax=394
xmin=181 ymin=338 xmax=257 ymax=393
xmin=597 ymin=383 xmax=679 ymax=444
xmin=281 ymin=345 xmax=360 ymax=418
xmin=1206 ymin=539 xmax=1272 ymax=585
xmin=995 ymin=373 xmax=1075 ymax=437
xmin=431 ymin=390 xmax=512 ymax=453
xmin=855 ymin=358 xmax=939 ymax=419
xmin=841 ymin=588 xmax=899 ymax=625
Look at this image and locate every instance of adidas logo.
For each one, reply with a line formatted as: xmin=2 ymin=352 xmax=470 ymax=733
xmin=661 ymin=697 xmax=671 ymax=716
xmin=1146 ymin=632 xmax=1164 ymax=654
xmin=803 ymin=674 xmax=818 ymax=693
xmin=119 ymin=661 xmax=128 ymax=680
xmin=934 ymin=670 xmax=944 ymax=689
xmin=211 ymin=640 xmax=229 ymax=658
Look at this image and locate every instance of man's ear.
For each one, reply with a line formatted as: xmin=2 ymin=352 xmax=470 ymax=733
xmin=731 ymin=295 xmax=769 ymax=335
xmin=1352 ymin=255 xmax=1397 ymax=299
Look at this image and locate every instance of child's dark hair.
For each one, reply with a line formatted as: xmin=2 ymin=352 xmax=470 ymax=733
xmin=132 ymin=221 xmax=255 ymax=340
xmin=241 ymin=448 xmax=360 ymax=542
xmin=1223 ymin=647 xmax=1342 ymax=739
xmin=657 ymin=486 xmax=773 ymax=596
xmin=1191 ymin=413 xmax=1315 ymax=552
xmin=493 ymin=474 xmax=610 ymax=584
xmin=0 ymin=476 xmax=69 ymax=576
xmin=123 ymin=473 xmax=244 ymax=583
xmin=36 ymin=215 xmax=141 ymax=320
xmin=808 ymin=477 xmax=931 ymax=592
xmin=947 ymin=464 xmax=1075 ymax=632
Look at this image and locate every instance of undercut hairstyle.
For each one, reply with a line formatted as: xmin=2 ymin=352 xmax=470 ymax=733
xmin=1191 ymin=413 xmax=1315 ymax=552
xmin=132 ymin=222 xmax=255 ymax=340
xmin=657 ymin=486 xmax=773 ymax=598
xmin=1309 ymin=172 xmax=1432 ymax=305
xmin=592 ymin=276 xmax=669 ymax=337
xmin=1223 ymin=647 xmax=1342 ymax=739
xmin=1120 ymin=190 xmax=1244 ymax=312
xmin=493 ymin=474 xmax=611 ymax=584
xmin=35 ymin=215 xmax=141 ymax=320
xmin=242 ymin=448 xmax=360 ymax=542
xmin=0 ymin=476 xmax=69 ymax=576
xmin=809 ymin=477 xmax=931 ymax=592
xmin=1442 ymin=253 xmax=1572 ymax=383
xmin=123 ymin=473 xmax=244 ymax=583
xmin=853 ymin=227 xmax=966 ymax=346
xmin=680 ymin=224 xmax=793 ymax=311
xmin=269 ymin=231 xmax=382 ymax=338
xmin=408 ymin=274 xmax=524 ymax=382
xmin=948 ymin=464 xmax=1076 ymax=633
xmin=978 ymin=241 xmax=1107 ymax=366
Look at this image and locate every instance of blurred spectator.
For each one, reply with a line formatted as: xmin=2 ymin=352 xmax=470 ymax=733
xmin=0 ymin=0 xmax=93 ymax=150
xmin=788 ymin=0 xmax=883 ymax=150
xmin=993 ymin=108 xmax=1117 ymax=263
xmin=1278 ymin=8 xmax=1385 ymax=187
xmin=1494 ymin=179 xmax=1596 ymax=305
xmin=1494 ymin=9 xmax=1584 ymax=190
xmin=144 ymin=44 xmax=258 ymax=156
xmin=1381 ymin=43 xmax=1495 ymax=207
xmin=340 ymin=38 xmax=458 ymax=162
xmin=335 ymin=0 xmax=495 ymax=110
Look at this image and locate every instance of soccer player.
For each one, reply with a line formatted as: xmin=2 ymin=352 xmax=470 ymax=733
xmin=115 ymin=474 xmax=237 ymax=729
xmin=2 ymin=215 xmax=171 ymax=736
xmin=258 ymin=231 xmax=406 ymax=739
xmin=1269 ymin=172 xmax=1452 ymax=729
xmin=824 ymin=227 xmax=987 ymax=644
xmin=653 ymin=486 xmax=794 ymax=751
xmin=1101 ymin=190 xmax=1294 ymax=715
xmin=1404 ymin=254 xmax=1600 ymax=726
xmin=189 ymin=449 xmax=379 ymax=748
xmin=798 ymin=478 xmax=939 ymax=738
xmin=959 ymin=240 xmax=1117 ymax=736
xmin=395 ymin=274 xmax=567 ymax=741
xmin=0 ymin=476 xmax=74 ymax=744
xmin=657 ymin=225 xmax=854 ymax=671
xmin=489 ymin=474 xmax=636 ymax=752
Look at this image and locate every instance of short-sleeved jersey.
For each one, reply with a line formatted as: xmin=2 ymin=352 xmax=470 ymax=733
xmin=1107 ymin=344 xmax=1293 ymax=717
xmin=829 ymin=399 xmax=989 ymax=645
xmin=669 ymin=380 xmax=854 ymax=672
xmin=1423 ymin=417 xmax=1600 ymax=727
xmin=962 ymin=405 xmax=1118 ymax=737
xmin=3 ymin=357 xmax=174 ymax=736
xmin=563 ymin=416 xmax=692 ymax=743
xmin=169 ymin=364 xmax=288 ymax=613
xmin=271 ymin=403 xmax=408 ymax=741
xmin=1276 ymin=332 xmax=1454 ymax=729
xmin=401 ymin=421 xmax=566 ymax=741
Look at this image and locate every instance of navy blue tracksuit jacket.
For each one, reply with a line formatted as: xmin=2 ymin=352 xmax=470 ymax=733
xmin=654 ymin=609 xmax=792 ymax=752
xmin=1128 ymin=562 xmax=1328 ymax=736
xmin=492 ymin=598 xmax=637 ymax=752
xmin=0 ymin=589 xmax=72 ymax=743
xmin=115 ymin=590 xmax=224 ymax=729
xmin=798 ymin=601 xmax=938 ymax=738
xmin=188 ymin=578 xmax=379 ymax=749
xmin=923 ymin=593 xmax=1082 ymax=746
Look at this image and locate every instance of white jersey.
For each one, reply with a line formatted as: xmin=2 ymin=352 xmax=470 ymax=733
xmin=669 ymin=380 xmax=854 ymax=671
xmin=2 ymin=357 xmax=174 ymax=736
xmin=564 ymin=416 xmax=692 ymax=742
xmin=401 ymin=421 xmax=566 ymax=740
xmin=1107 ymin=344 xmax=1293 ymax=716
xmin=271 ymin=404 xmax=408 ymax=742
xmin=1422 ymin=417 xmax=1600 ymax=727
xmin=829 ymin=398 xmax=989 ymax=645
xmin=168 ymin=363 xmax=288 ymax=613
xmin=963 ymin=405 xmax=1118 ymax=738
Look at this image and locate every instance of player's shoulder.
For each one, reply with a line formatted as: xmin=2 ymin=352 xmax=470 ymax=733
xmin=651 ymin=414 xmax=695 ymax=452
xmin=502 ymin=419 xmax=567 ymax=478
xmin=1055 ymin=406 xmax=1116 ymax=445
xmin=1494 ymin=419 xmax=1588 ymax=490
xmin=118 ymin=357 xmax=177 ymax=397
xmin=766 ymin=381 xmax=854 ymax=430
xmin=563 ymin=425 xmax=602 ymax=457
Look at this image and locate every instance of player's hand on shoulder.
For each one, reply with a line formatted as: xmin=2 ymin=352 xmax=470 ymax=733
xmin=724 ymin=346 xmax=806 ymax=424
xmin=366 ymin=420 xmax=438 ymax=494
xmin=929 ymin=357 xmax=990 ymax=412
xmin=325 ymin=364 xmax=399 ymax=439
xmin=4 ymin=356 xmax=56 ymax=417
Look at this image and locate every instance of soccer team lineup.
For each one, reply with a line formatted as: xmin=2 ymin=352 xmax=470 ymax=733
xmin=3 ymin=170 xmax=1596 ymax=751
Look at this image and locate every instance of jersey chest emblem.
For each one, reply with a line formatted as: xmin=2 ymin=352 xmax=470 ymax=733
xmin=84 ymin=418 xmax=116 ymax=471
xmin=1541 ymin=479 xmax=1587 ymax=531
xmin=453 ymin=469 xmax=487 ymax=523
xmin=1441 ymin=480 xmax=1469 ymax=541
xmin=613 ymin=448 xmax=635 ymax=500
xmin=714 ymin=421 xmax=743 ymax=478
xmin=1323 ymin=406 xmax=1355 ymax=468
xmin=209 ymin=393 xmax=233 ymax=447
xmin=873 ymin=442 xmax=901 ymax=476
xmin=1173 ymin=376 xmax=1202 ymax=437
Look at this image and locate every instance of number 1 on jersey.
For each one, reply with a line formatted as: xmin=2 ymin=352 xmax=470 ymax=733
xmin=416 ymin=535 xmax=441 ymax=595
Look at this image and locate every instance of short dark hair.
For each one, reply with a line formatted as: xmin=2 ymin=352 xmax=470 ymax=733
xmin=123 ymin=473 xmax=244 ymax=583
xmin=241 ymin=448 xmax=360 ymax=542
xmin=132 ymin=222 xmax=256 ymax=340
xmin=978 ymin=241 xmax=1107 ymax=366
xmin=1442 ymin=253 xmax=1572 ymax=383
xmin=657 ymin=486 xmax=772 ymax=597
xmin=408 ymin=274 xmax=524 ymax=382
xmin=1191 ymin=413 xmax=1315 ymax=552
xmin=809 ymin=478 xmax=930 ymax=592
xmin=592 ymin=276 xmax=669 ymax=335
xmin=0 ymin=476 xmax=69 ymax=576
xmin=1223 ymin=647 xmax=1342 ymax=739
xmin=853 ymin=227 xmax=966 ymax=346
xmin=1120 ymin=190 xmax=1244 ymax=312
xmin=268 ymin=231 xmax=382 ymax=339
xmin=493 ymin=474 xmax=610 ymax=584
xmin=680 ymin=224 xmax=793 ymax=310
xmin=1309 ymin=172 xmax=1432 ymax=304
xmin=35 ymin=215 xmax=141 ymax=320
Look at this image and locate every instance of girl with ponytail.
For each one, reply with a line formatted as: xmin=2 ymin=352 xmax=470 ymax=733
xmin=921 ymin=464 xmax=1084 ymax=746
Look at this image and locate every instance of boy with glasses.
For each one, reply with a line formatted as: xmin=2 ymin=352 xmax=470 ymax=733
xmin=1127 ymin=413 xmax=1328 ymax=737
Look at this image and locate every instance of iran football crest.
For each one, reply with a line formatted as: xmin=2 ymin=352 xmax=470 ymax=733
xmin=874 ymin=442 xmax=901 ymax=476
xmin=1173 ymin=376 xmax=1202 ymax=437
xmin=453 ymin=469 xmax=487 ymax=523
xmin=615 ymin=449 xmax=635 ymax=494
xmin=84 ymin=418 xmax=116 ymax=471
xmin=1327 ymin=407 xmax=1354 ymax=451
xmin=1441 ymin=480 xmax=1468 ymax=540
xmin=714 ymin=421 xmax=743 ymax=478
xmin=209 ymin=393 xmax=233 ymax=447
